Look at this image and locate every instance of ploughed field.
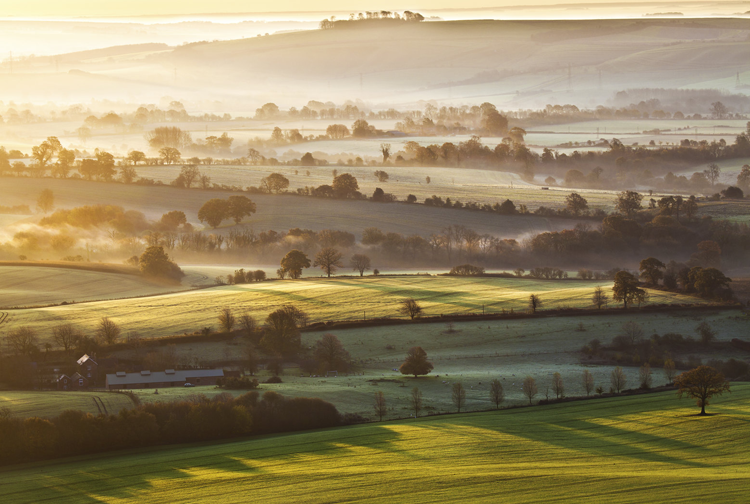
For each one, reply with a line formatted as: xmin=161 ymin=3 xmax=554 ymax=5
xmin=0 ymin=391 xmax=134 ymax=419
xmin=4 ymin=276 xmax=711 ymax=341
xmin=2 ymin=385 xmax=748 ymax=503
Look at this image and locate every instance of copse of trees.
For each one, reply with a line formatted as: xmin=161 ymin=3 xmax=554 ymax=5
xmin=197 ymin=196 xmax=256 ymax=228
xmin=138 ymin=245 xmax=184 ymax=281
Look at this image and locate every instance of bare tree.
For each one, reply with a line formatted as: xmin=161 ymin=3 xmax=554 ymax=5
xmin=489 ymin=379 xmax=504 ymax=408
xmin=639 ymin=363 xmax=653 ymax=389
xmin=219 ymin=308 xmax=236 ymax=332
xmin=528 ymin=294 xmax=542 ymax=314
xmin=664 ymin=359 xmax=676 ymax=384
xmin=592 ymin=286 xmax=609 ymax=309
xmin=380 ymin=143 xmax=391 ymax=164
xmin=522 ymin=376 xmax=538 ymax=404
xmin=452 ymin=382 xmax=466 ymax=412
xmin=52 ymin=323 xmax=79 ymax=352
xmin=611 ymin=366 xmax=627 ymax=393
xmin=374 ymin=391 xmax=387 ymax=421
xmin=410 ymin=387 xmax=423 ymax=417
xmin=621 ymin=321 xmax=644 ymax=347
xmin=179 ymin=164 xmax=200 ymax=188
xmin=350 ymin=254 xmax=372 ymax=276
xmin=314 ymin=247 xmax=343 ymax=277
xmin=5 ymin=327 xmax=38 ymax=356
xmin=552 ymin=372 xmax=564 ymax=399
xmin=240 ymin=313 xmax=256 ymax=336
xmin=399 ymin=298 xmax=423 ymax=320
xmin=97 ymin=317 xmax=121 ymax=345
xmin=582 ymin=369 xmax=595 ymax=396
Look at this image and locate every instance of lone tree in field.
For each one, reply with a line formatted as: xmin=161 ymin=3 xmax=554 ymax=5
xmin=36 ymin=189 xmax=54 ymax=214
xmin=314 ymin=333 xmax=351 ymax=373
xmin=639 ymin=257 xmax=665 ymax=286
xmin=452 ymin=382 xmax=466 ymax=413
xmin=159 ymin=146 xmax=181 ymax=165
xmin=674 ymin=366 xmax=731 ymax=415
xmin=399 ymin=346 xmax=433 ymax=378
xmin=582 ymin=370 xmax=595 ymax=396
xmin=52 ymin=323 xmax=80 ymax=353
xmin=380 ymin=144 xmax=391 ymax=164
xmin=374 ymin=391 xmax=387 ymax=421
xmin=227 ymin=195 xmax=256 ymax=224
xmin=611 ymin=366 xmax=627 ymax=393
xmin=639 ymin=363 xmax=653 ymax=389
xmin=198 ymin=198 xmax=230 ymax=228
xmin=612 ymin=271 xmax=645 ymax=309
xmin=621 ymin=321 xmax=644 ymax=347
xmin=179 ymin=164 xmax=200 ymax=188
xmin=592 ymin=286 xmax=609 ymax=309
xmin=489 ymin=379 xmax=504 ymax=408
xmin=313 ymin=247 xmax=343 ymax=277
xmin=350 ymin=254 xmax=372 ymax=276
xmin=280 ymin=249 xmax=311 ymax=279
xmin=399 ymin=298 xmax=423 ymax=320
xmin=552 ymin=372 xmax=564 ymax=399
xmin=410 ymin=387 xmax=423 ymax=418
xmin=219 ymin=308 xmax=236 ymax=332
xmin=565 ymin=192 xmax=588 ymax=216
xmin=97 ymin=317 xmax=121 ymax=345
xmin=522 ymin=376 xmax=538 ymax=404
xmin=664 ymin=359 xmax=677 ymax=384
xmin=528 ymin=294 xmax=542 ymax=314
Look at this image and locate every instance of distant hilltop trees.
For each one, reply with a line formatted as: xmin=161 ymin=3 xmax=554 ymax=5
xmin=320 ymin=11 xmax=425 ymax=30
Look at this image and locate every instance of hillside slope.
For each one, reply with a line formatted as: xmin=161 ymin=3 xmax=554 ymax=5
xmin=2 ymin=386 xmax=748 ymax=503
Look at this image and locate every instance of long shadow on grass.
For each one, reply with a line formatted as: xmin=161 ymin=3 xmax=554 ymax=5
xmin=489 ymin=416 xmax=710 ymax=468
xmin=23 ymin=426 xmax=406 ymax=503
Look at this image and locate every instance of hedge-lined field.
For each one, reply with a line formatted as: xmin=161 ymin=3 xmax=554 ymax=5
xmin=2 ymin=385 xmax=747 ymax=503
xmin=5 ymin=276 xmax=710 ymax=340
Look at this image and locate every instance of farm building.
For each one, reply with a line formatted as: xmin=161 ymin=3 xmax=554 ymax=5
xmin=105 ymin=369 xmax=224 ymax=390
xmin=57 ymin=372 xmax=89 ymax=391
xmin=77 ymin=354 xmax=98 ymax=381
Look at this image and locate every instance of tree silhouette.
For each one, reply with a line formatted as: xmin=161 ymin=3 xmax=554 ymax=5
xmin=399 ymin=346 xmax=433 ymax=378
xmin=675 ymin=366 xmax=730 ymax=415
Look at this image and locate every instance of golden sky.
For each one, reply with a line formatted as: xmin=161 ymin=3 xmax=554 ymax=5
xmin=3 ymin=0 xmax=690 ymax=18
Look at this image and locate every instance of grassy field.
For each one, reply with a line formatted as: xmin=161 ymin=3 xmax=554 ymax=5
xmin=125 ymin=309 xmax=744 ymax=417
xmin=0 ymin=391 xmax=134 ymax=419
xmin=2 ymin=385 xmax=748 ymax=503
xmin=0 ymin=265 xmax=201 ymax=308
xmin=0 ymin=177 xmax=586 ymax=242
xmin=2 ymin=276 xmax=712 ymax=341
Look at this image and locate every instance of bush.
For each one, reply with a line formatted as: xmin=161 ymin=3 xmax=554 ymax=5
xmin=448 ymin=264 xmax=485 ymax=276
xmin=265 ymin=376 xmax=283 ymax=384
xmin=217 ymin=377 xmax=259 ymax=389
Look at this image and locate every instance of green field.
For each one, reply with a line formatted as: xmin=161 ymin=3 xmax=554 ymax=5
xmin=0 ymin=391 xmax=134 ymax=419
xmin=2 ymin=385 xmax=748 ymax=503
xmin=124 ymin=309 xmax=743 ymax=417
xmin=3 ymin=276 xmax=711 ymax=341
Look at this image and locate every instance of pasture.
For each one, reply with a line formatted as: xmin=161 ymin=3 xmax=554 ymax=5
xmin=0 ymin=391 xmax=134 ymax=419
xmin=1 ymin=275 xmax=712 ymax=341
xmin=127 ymin=309 xmax=743 ymax=417
xmin=0 ymin=177 xmax=587 ymax=240
xmin=2 ymin=385 xmax=748 ymax=503
xmin=0 ymin=265 xmax=198 ymax=308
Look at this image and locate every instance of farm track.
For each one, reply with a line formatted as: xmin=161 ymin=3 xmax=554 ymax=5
xmin=0 ymin=312 xmax=8 ymax=325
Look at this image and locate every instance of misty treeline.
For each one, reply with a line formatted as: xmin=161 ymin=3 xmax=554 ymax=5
xmin=0 ymin=391 xmax=348 ymax=466
xmin=320 ymin=10 xmax=426 ymax=30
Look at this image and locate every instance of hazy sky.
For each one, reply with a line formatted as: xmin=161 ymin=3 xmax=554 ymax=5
xmin=4 ymin=0 xmax=697 ymax=18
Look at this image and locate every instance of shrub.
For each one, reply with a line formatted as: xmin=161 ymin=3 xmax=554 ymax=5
xmin=265 ymin=376 xmax=283 ymax=384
